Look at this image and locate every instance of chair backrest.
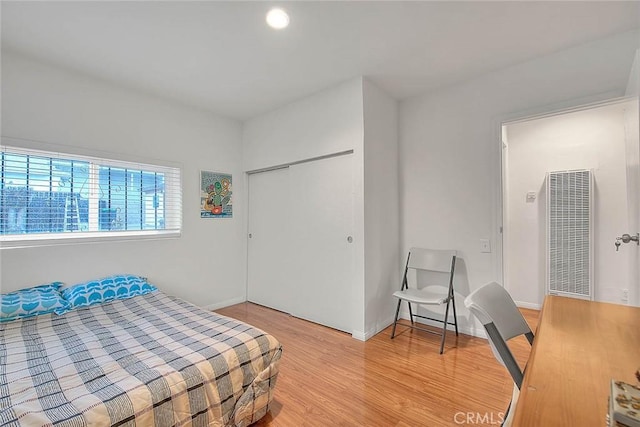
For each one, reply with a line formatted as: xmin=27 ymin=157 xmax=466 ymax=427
xmin=464 ymin=282 xmax=534 ymax=389
xmin=465 ymin=282 xmax=532 ymax=341
xmin=408 ymin=248 xmax=457 ymax=273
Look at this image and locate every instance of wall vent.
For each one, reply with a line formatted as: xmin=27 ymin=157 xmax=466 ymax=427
xmin=546 ymin=169 xmax=593 ymax=300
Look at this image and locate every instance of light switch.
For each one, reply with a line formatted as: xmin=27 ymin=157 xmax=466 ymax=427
xmin=526 ymin=192 xmax=536 ymax=203
xmin=480 ymin=239 xmax=491 ymax=253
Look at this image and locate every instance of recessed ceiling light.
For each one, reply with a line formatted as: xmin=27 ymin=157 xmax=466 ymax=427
xmin=266 ymin=8 xmax=289 ymax=30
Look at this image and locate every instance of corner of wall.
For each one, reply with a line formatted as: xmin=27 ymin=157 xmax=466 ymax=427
xmin=626 ymin=49 xmax=640 ymax=97
xmin=352 ymin=314 xmax=395 ymax=341
xmin=361 ymin=77 xmax=401 ymax=337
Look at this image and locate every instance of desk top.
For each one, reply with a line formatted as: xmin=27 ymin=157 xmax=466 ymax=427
xmin=513 ymin=295 xmax=640 ymax=426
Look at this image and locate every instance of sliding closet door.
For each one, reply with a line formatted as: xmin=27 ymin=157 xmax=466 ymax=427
xmin=247 ymin=167 xmax=293 ymax=313
xmin=288 ymin=154 xmax=354 ymax=332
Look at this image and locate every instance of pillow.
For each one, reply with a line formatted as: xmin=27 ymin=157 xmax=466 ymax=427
xmin=31 ymin=281 xmax=64 ymax=292
xmin=1 ymin=283 xmax=70 ymax=323
xmin=62 ymin=274 xmax=157 ymax=309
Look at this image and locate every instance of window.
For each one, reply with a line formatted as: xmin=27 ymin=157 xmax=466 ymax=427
xmin=0 ymin=144 xmax=181 ymax=247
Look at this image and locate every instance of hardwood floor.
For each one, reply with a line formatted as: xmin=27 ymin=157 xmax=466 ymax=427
xmin=216 ymin=303 xmax=539 ymax=427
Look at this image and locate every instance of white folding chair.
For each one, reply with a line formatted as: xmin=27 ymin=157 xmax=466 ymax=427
xmin=390 ymin=248 xmax=458 ymax=354
xmin=464 ymin=282 xmax=534 ymax=426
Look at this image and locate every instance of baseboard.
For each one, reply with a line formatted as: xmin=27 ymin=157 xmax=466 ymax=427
xmin=203 ymin=296 xmax=247 ymax=311
xmin=398 ymin=316 xmax=487 ymax=339
xmin=205 ymin=299 xmax=494 ymax=341
xmin=374 ymin=317 xmax=396 ymax=339
xmin=352 ymin=316 xmax=396 ymax=341
xmin=514 ymin=301 xmax=541 ymax=310
xmin=351 ymin=330 xmax=367 ymax=341
xmin=397 ymin=309 xmax=487 ymax=339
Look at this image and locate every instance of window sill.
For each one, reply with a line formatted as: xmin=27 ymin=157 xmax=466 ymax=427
xmin=0 ymin=230 xmax=181 ymax=249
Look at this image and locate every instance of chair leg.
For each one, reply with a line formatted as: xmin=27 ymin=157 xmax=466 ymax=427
xmin=501 ymin=383 xmax=519 ymax=427
xmin=391 ymin=299 xmax=402 ymax=339
xmin=501 ymin=400 xmax=511 ymax=427
xmin=451 ymin=294 xmax=459 ymax=336
xmin=408 ymin=302 xmax=414 ymax=325
xmin=439 ymin=298 xmax=452 ymax=354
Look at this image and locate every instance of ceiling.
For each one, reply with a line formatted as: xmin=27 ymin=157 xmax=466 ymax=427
xmin=2 ymin=1 xmax=640 ymax=120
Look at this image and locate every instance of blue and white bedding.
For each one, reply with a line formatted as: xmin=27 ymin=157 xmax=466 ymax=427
xmin=0 ymin=290 xmax=282 ymax=427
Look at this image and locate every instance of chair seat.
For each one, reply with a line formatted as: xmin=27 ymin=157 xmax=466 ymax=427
xmin=393 ymin=288 xmax=447 ymax=305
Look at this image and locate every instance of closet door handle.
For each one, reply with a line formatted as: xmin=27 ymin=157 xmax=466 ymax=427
xmin=347 ymin=236 xmax=353 ymax=243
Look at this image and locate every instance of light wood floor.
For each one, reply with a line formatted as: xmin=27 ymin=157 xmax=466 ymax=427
xmin=216 ymin=303 xmax=539 ymax=427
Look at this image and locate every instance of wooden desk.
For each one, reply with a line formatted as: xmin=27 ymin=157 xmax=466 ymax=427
xmin=513 ymin=296 xmax=640 ymax=426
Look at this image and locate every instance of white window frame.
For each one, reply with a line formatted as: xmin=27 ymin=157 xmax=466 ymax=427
xmin=0 ymin=138 xmax=182 ymax=249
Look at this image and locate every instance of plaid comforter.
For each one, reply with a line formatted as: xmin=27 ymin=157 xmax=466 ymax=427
xmin=0 ymin=291 xmax=282 ymax=427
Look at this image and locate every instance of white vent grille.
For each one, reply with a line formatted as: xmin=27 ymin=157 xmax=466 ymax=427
xmin=547 ymin=169 xmax=593 ymax=299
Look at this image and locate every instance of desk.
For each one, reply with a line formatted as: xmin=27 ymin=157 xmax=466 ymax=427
xmin=513 ymin=296 xmax=640 ymax=426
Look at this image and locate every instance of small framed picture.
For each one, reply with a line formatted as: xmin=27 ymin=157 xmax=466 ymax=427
xmin=200 ymin=171 xmax=232 ymax=218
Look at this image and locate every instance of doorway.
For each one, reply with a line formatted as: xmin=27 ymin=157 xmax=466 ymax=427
xmin=501 ymin=98 xmax=639 ymax=308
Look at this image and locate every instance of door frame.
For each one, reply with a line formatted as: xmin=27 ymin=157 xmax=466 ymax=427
xmin=495 ymin=94 xmax=636 ymax=308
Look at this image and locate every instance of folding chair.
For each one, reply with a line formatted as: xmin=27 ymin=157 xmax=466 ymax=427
xmin=390 ymin=248 xmax=458 ymax=354
xmin=464 ymin=282 xmax=535 ymax=426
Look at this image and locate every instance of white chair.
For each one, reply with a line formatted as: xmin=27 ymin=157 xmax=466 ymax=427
xmin=464 ymin=282 xmax=534 ymax=426
xmin=390 ymin=248 xmax=458 ymax=354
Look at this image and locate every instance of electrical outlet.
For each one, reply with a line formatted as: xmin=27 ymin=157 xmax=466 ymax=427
xmin=480 ymin=239 xmax=491 ymax=253
xmin=622 ymin=289 xmax=629 ymax=302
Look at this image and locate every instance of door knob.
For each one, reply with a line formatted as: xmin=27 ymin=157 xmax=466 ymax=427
xmin=616 ymin=232 xmax=639 ymax=248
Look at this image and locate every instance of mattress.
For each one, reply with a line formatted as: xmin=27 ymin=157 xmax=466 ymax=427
xmin=0 ymin=291 xmax=282 ymax=427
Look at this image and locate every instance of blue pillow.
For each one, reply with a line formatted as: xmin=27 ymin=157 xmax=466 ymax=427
xmin=1 ymin=284 xmax=70 ymax=323
xmin=31 ymin=281 xmax=64 ymax=292
xmin=62 ymin=274 xmax=157 ymax=309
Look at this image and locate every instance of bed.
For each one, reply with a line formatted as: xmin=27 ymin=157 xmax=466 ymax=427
xmin=0 ymin=290 xmax=282 ymax=427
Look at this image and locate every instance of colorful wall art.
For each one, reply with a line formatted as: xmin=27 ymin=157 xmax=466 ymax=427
xmin=200 ymin=171 xmax=232 ymax=218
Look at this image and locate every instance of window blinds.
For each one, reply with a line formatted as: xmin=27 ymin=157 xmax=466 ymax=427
xmin=0 ymin=144 xmax=182 ymax=243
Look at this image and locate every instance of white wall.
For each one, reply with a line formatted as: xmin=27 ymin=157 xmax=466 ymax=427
xmin=242 ymin=78 xmax=367 ymax=335
xmin=505 ymin=102 xmax=631 ymax=306
xmin=0 ymin=51 xmax=246 ymax=309
xmin=627 ymin=50 xmax=640 ymax=97
xmin=399 ymin=30 xmax=639 ymax=334
xmin=362 ymin=79 xmax=400 ymax=338
xmin=243 ymin=78 xmax=365 ymax=171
